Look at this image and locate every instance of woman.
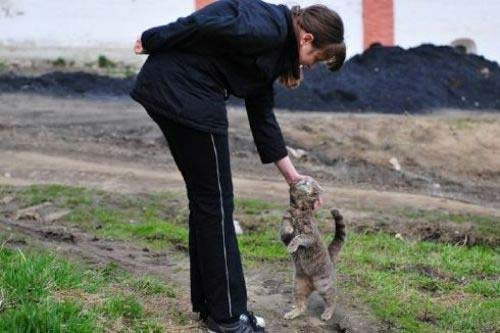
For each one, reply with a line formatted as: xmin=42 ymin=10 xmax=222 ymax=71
xmin=130 ymin=1 xmax=345 ymax=332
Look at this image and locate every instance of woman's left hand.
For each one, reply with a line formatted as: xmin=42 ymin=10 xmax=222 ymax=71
xmin=134 ymin=36 xmax=145 ymax=54
xmin=291 ymin=174 xmax=323 ymax=211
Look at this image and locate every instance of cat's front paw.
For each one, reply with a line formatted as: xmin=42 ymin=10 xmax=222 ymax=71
xmin=321 ymin=310 xmax=334 ymax=321
xmin=284 ymin=307 xmax=305 ymax=320
xmin=287 ymin=240 xmax=299 ymax=253
xmin=283 ymin=224 xmax=294 ymax=235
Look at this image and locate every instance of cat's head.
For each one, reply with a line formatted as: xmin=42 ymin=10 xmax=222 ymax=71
xmin=289 ymin=178 xmax=323 ymax=210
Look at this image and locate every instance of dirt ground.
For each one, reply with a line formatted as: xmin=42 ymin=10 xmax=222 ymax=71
xmin=1 ymin=92 xmax=499 ymax=332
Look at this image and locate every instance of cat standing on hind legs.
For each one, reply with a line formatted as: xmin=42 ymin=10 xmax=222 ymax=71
xmin=280 ymin=178 xmax=346 ymax=321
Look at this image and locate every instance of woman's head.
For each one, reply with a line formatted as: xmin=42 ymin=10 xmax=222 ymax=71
xmin=293 ymin=5 xmax=346 ymax=71
xmin=280 ymin=4 xmax=346 ymax=89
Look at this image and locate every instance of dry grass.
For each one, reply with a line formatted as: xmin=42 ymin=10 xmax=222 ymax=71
xmin=272 ymin=111 xmax=500 ymax=184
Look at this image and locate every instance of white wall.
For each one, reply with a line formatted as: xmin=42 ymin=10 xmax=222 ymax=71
xmin=0 ymin=0 xmax=195 ymax=64
xmin=394 ymin=0 xmax=500 ymax=64
xmin=0 ymin=0 xmax=363 ymax=64
xmin=1 ymin=0 xmax=498 ymax=65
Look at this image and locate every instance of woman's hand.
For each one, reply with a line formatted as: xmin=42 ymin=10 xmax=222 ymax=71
xmin=134 ymin=36 xmax=146 ymax=54
xmin=290 ymin=174 xmax=324 ymax=210
xmin=275 ymin=156 xmax=323 ymax=210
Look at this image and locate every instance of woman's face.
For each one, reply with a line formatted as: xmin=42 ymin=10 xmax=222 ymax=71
xmin=298 ymin=30 xmax=328 ymax=69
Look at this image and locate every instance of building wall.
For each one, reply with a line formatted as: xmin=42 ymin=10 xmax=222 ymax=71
xmin=0 ymin=0 xmax=498 ymax=64
xmin=394 ymin=0 xmax=500 ymax=63
xmin=0 ymin=0 xmax=363 ymax=64
xmin=0 ymin=0 xmax=196 ymax=64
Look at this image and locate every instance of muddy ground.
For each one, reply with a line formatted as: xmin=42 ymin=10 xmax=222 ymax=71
xmin=1 ymin=92 xmax=499 ymax=332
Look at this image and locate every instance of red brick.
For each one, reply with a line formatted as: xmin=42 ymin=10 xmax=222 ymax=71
xmin=196 ymin=0 xmax=214 ymax=10
xmin=363 ymin=0 xmax=394 ymax=49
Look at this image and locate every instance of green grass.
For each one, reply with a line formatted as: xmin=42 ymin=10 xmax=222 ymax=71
xmin=338 ymin=232 xmax=500 ymax=332
xmin=395 ymin=207 xmax=500 ymax=240
xmin=0 ymin=245 xmax=183 ymax=332
xmin=234 ymin=197 xmax=283 ymax=215
xmin=51 ymin=57 xmax=67 ymax=67
xmin=2 ymin=184 xmax=499 ymax=332
xmin=97 ymin=55 xmax=116 ymax=69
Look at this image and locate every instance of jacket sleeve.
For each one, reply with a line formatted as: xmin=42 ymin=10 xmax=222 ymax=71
xmin=141 ymin=0 xmax=284 ymax=54
xmin=245 ymin=86 xmax=288 ymax=164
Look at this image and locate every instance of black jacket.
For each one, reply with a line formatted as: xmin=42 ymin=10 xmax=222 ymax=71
xmin=130 ymin=0 xmax=299 ymax=164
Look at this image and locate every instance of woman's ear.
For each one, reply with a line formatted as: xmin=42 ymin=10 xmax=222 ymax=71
xmin=299 ymin=29 xmax=314 ymax=46
xmin=303 ymin=32 xmax=314 ymax=45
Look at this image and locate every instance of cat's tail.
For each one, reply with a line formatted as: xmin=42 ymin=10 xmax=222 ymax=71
xmin=328 ymin=209 xmax=346 ymax=261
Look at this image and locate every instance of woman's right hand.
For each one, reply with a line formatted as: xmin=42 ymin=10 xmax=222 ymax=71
xmin=134 ymin=37 xmax=145 ymax=54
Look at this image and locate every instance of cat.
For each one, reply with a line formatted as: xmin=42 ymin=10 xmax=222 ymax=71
xmin=280 ymin=178 xmax=346 ymax=321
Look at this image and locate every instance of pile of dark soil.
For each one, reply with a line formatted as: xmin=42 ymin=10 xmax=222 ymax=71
xmin=1 ymin=44 xmax=499 ymax=112
xmin=273 ymin=44 xmax=500 ymax=112
xmin=0 ymin=71 xmax=134 ymax=97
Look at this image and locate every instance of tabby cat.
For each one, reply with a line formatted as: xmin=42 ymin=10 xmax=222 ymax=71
xmin=280 ymin=179 xmax=346 ymax=320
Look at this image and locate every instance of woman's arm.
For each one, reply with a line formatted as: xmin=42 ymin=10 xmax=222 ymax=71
xmin=139 ymin=0 xmax=283 ymax=55
xmin=275 ymin=155 xmax=300 ymax=185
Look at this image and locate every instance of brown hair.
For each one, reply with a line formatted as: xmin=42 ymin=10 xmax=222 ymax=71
xmin=280 ymin=4 xmax=346 ymax=89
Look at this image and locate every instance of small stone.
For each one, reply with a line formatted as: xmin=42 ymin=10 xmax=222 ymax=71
xmin=234 ymin=220 xmax=243 ymax=235
xmin=1 ymin=196 xmax=14 ymax=204
xmin=389 ymin=157 xmax=401 ymax=171
xmin=43 ymin=209 xmax=70 ymax=223
xmin=286 ymin=146 xmax=308 ymax=160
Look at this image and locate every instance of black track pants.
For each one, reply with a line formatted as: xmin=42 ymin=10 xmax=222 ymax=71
xmin=146 ymin=110 xmax=247 ymax=322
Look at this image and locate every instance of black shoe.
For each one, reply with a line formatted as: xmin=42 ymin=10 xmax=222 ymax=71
xmin=239 ymin=311 xmax=265 ymax=332
xmin=206 ymin=314 xmax=266 ymax=333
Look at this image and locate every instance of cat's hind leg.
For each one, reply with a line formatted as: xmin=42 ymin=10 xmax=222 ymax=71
xmin=284 ymin=275 xmax=313 ymax=320
xmin=313 ymin=276 xmax=336 ymax=321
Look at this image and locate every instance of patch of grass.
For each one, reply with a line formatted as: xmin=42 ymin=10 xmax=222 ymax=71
xmin=235 ymin=197 xmax=283 ymax=215
xmin=0 ymin=247 xmax=83 ymax=303
xmin=129 ymin=276 xmax=176 ymax=297
xmin=97 ymin=55 xmax=116 ymax=68
xmin=0 ymin=245 xmax=185 ymax=331
xmin=0 ymin=60 xmax=7 ymax=71
xmin=0 ymin=298 xmax=97 ymax=333
xmin=13 ymin=184 xmax=94 ymax=207
xmin=238 ymin=231 xmax=287 ymax=262
xmin=104 ymin=65 xmax=137 ymax=78
xmin=51 ymin=57 xmax=67 ymax=67
xmin=101 ymin=294 xmax=143 ymax=319
xmin=338 ymin=232 xmax=500 ymax=332
xmin=5 ymin=184 xmax=498 ymax=331
xmin=396 ymin=207 xmax=500 ymax=239
xmin=0 ymin=248 xmax=98 ymax=332
xmin=449 ymin=118 xmax=475 ymax=131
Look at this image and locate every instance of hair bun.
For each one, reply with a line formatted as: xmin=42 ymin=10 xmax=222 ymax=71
xmin=326 ymin=42 xmax=346 ymax=72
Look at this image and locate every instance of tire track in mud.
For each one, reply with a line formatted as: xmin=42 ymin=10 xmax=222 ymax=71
xmin=0 ymin=215 xmax=381 ymax=333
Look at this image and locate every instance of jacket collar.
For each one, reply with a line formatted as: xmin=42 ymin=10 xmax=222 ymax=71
xmin=279 ymin=6 xmax=300 ymax=80
xmin=255 ymin=5 xmax=300 ymax=83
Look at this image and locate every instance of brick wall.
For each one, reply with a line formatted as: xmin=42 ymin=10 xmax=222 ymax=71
xmin=363 ymin=0 xmax=394 ymax=48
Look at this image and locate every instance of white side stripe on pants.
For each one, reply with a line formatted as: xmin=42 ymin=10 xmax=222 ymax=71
xmin=211 ymin=134 xmax=233 ymax=318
